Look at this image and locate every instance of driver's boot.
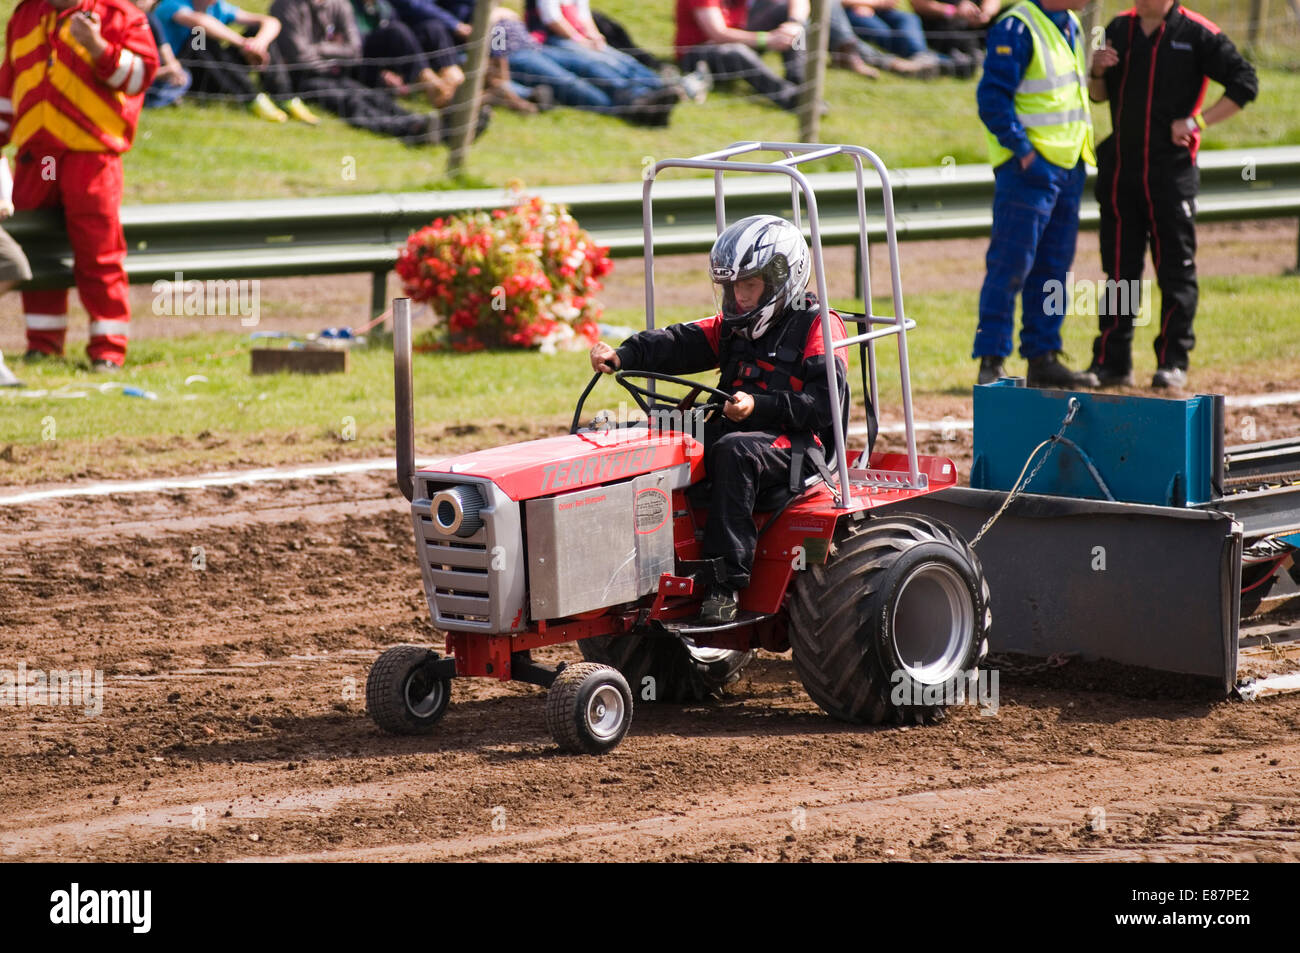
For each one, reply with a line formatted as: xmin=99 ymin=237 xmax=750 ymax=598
xmin=699 ymin=585 xmax=739 ymax=625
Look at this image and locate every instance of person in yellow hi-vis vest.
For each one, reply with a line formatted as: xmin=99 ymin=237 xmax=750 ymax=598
xmin=973 ymin=0 xmax=1098 ymax=390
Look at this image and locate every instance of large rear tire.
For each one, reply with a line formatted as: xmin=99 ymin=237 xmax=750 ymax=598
xmin=579 ymin=632 xmax=754 ymax=703
xmin=788 ymin=514 xmax=990 ymax=725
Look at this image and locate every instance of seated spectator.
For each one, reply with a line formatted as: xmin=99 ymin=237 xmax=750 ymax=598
xmin=841 ymin=0 xmax=931 ymax=60
xmin=156 ymin=0 xmax=318 ymax=121
xmin=384 ymin=0 xmax=469 ymax=100
xmin=823 ymin=0 xmax=937 ymax=77
xmin=351 ymin=0 xmax=464 ymax=107
xmin=492 ymin=8 xmax=662 ymax=121
xmin=270 ymin=0 xmax=484 ymax=143
xmin=675 ymin=0 xmax=804 ymax=111
xmin=132 ymin=0 xmax=193 ymax=107
xmin=526 ymin=0 xmax=681 ymax=124
xmin=590 ymin=9 xmax=712 ymax=101
xmin=911 ymin=0 xmax=1000 ymax=75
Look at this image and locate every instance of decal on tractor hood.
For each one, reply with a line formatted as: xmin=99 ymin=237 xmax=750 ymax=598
xmin=542 ymin=447 xmax=661 ymax=493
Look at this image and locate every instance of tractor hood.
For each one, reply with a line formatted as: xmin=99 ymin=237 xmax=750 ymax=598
xmin=417 ymin=428 xmax=705 ymax=501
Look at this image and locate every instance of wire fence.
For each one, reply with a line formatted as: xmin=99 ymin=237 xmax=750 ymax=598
xmin=122 ymin=0 xmax=1295 ymax=200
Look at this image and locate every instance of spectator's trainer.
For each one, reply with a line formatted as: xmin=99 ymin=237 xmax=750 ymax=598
xmin=1086 ymin=0 xmax=1257 ymax=390
xmin=973 ymin=0 xmax=1096 ymax=389
xmin=0 ymin=0 xmax=157 ymax=370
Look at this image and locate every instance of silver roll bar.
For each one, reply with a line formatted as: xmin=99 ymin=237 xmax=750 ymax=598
xmin=641 ymin=142 xmax=925 ymax=505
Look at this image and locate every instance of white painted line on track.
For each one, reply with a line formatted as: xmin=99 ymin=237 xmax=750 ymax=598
xmin=1227 ymin=390 xmax=1300 ymax=408
xmin=2 ymin=390 xmax=1297 ymax=506
xmin=0 ymin=458 xmax=440 ymax=507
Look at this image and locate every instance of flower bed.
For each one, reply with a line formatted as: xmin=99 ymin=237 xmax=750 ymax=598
xmin=396 ymin=195 xmax=613 ymax=352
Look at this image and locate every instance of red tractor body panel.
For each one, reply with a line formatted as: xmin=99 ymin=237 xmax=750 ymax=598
xmin=417 ymin=428 xmax=705 ymax=501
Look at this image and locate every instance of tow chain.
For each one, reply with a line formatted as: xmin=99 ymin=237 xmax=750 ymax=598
xmin=985 ymin=652 xmax=1075 ymax=674
xmin=969 ymin=397 xmax=1080 ymax=550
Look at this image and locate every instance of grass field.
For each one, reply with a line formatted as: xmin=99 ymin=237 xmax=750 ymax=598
xmin=0 ymin=0 xmax=1296 ymax=201
xmin=4 ymin=271 xmax=1298 ymax=483
xmin=2 ymin=0 xmax=1298 ymax=485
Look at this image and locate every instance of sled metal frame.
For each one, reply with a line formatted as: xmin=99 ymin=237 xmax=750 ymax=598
xmin=642 ymin=142 xmax=925 ymax=506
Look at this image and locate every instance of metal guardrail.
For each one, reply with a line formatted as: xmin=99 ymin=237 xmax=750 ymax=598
xmin=9 ymin=146 xmax=1299 ymax=317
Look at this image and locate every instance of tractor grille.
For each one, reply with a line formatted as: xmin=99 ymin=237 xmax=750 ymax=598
xmin=424 ymin=535 xmax=491 ymax=623
xmin=412 ymin=477 xmax=526 ymax=633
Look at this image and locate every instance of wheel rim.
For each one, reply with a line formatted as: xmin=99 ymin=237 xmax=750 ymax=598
xmin=404 ymin=667 xmax=444 ymax=719
xmin=586 ymin=684 xmax=625 ymax=741
xmin=891 ymin=561 xmax=974 ymax=685
xmin=681 ymin=636 xmax=737 ymax=666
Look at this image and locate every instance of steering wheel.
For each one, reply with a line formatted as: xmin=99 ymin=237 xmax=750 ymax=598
xmin=569 ymin=369 xmax=734 ymax=435
xmin=614 ymin=371 xmax=734 ymax=423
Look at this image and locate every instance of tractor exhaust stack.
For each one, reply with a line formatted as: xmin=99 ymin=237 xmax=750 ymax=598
xmin=394 ymin=297 xmax=416 ymax=503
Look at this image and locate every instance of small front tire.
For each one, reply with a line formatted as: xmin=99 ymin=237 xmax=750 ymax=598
xmin=366 ymin=645 xmax=451 ymax=735
xmin=545 ymin=662 xmax=633 ymax=755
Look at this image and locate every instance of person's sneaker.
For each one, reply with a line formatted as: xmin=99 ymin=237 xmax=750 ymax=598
xmin=22 ymin=349 xmax=58 ymax=362
xmin=530 ymin=83 xmax=555 ymax=112
xmin=889 ymin=54 xmax=937 ymax=79
xmin=471 ymin=102 xmax=493 ymax=142
xmin=625 ymin=86 xmax=677 ymax=126
xmin=412 ymin=112 xmax=443 ymax=145
xmin=250 ymin=92 xmax=288 ymax=122
xmin=90 ymin=359 xmax=121 ymax=373
xmin=0 ymin=354 xmax=22 ymax=388
xmin=1026 ymin=352 xmax=1099 ymax=389
xmin=698 ymin=585 xmax=739 ymax=625
xmin=1089 ymin=365 xmax=1135 ymax=388
xmin=284 ymin=97 xmax=320 ymax=125
xmin=976 ymin=355 xmax=1005 ymax=385
xmin=680 ymin=60 xmax=712 ymax=102
xmin=939 ymin=49 xmax=975 ymax=79
xmin=1152 ymin=366 xmax=1188 ymax=390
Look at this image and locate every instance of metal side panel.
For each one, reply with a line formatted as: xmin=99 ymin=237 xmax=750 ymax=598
xmin=527 ymin=481 xmax=641 ymax=619
xmin=896 ymin=487 xmax=1241 ymax=693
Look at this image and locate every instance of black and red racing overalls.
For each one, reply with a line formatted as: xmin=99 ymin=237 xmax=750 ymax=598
xmin=615 ymin=294 xmax=866 ymax=589
xmin=1089 ymin=2 xmax=1257 ymax=375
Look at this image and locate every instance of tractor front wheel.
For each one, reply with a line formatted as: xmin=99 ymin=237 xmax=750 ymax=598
xmin=546 ymin=662 xmax=634 ymax=754
xmin=788 ymin=514 xmax=990 ymax=725
xmin=366 ymin=645 xmax=452 ymax=735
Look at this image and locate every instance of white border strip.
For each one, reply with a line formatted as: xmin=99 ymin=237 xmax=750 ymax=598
xmin=2 ymin=391 xmax=1298 ymax=507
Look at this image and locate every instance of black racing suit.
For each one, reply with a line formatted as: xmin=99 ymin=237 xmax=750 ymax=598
xmin=1089 ymin=2 xmax=1258 ymax=375
xmin=614 ymin=294 xmax=862 ymax=590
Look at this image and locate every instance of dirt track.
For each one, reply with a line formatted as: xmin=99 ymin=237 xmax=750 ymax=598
xmin=2 ymin=217 xmax=1299 ymax=862
xmin=3 ymin=460 xmax=1300 ymax=863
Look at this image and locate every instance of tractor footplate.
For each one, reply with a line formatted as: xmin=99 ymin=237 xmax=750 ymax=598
xmin=650 ymin=611 xmax=773 ymax=637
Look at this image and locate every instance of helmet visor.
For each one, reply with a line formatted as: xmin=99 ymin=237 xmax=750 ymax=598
xmin=712 ymin=273 xmax=773 ymax=323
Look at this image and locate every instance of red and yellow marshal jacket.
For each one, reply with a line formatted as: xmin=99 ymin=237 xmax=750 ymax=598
xmin=0 ymin=0 xmax=158 ymax=155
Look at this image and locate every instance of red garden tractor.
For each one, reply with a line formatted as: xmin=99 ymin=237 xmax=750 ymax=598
xmin=368 ymin=142 xmax=991 ymax=754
